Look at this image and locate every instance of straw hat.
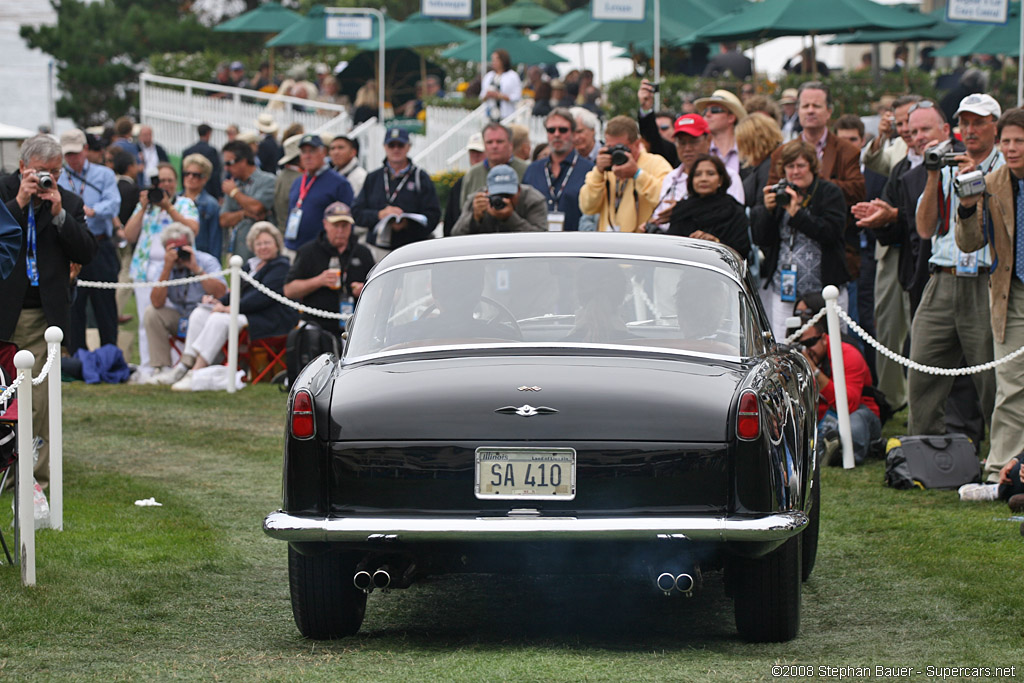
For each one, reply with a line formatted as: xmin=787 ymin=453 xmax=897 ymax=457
xmin=694 ymin=89 xmax=747 ymax=121
xmin=255 ymin=113 xmax=279 ymax=135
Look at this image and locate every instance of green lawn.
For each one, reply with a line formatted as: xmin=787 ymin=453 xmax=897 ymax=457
xmin=0 ymin=384 xmax=1021 ymax=682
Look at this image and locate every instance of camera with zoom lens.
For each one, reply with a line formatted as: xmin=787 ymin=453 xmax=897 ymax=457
xmin=489 ymin=194 xmax=510 ymax=209
xmin=607 ymin=144 xmax=631 ymax=167
xmin=771 ymin=179 xmax=796 ymax=207
xmin=924 ymin=139 xmax=960 ymax=171
xmin=953 ymin=169 xmax=986 ymax=198
xmin=35 ymin=171 xmax=55 ymax=190
xmin=147 ymin=187 xmax=166 ymax=205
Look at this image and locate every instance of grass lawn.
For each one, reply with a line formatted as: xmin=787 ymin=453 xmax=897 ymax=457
xmin=0 ymin=384 xmax=1022 ymax=682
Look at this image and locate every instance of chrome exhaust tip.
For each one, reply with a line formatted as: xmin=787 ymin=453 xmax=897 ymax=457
xmin=674 ymin=573 xmax=695 ymax=596
xmin=656 ymin=572 xmax=676 ymax=595
xmin=353 ymin=570 xmax=372 ymax=592
xmin=372 ymin=568 xmax=391 ymax=589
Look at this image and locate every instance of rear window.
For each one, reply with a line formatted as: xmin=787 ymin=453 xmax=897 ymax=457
xmin=345 ymin=256 xmax=754 ymax=359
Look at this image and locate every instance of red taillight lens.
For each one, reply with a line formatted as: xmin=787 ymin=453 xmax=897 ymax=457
xmin=291 ymin=390 xmax=315 ymax=439
xmin=736 ymin=390 xmax=760 ymax=441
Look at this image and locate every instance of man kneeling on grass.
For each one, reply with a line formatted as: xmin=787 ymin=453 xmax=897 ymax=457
xmin=142 ymin=223 xmax=226 ymax=382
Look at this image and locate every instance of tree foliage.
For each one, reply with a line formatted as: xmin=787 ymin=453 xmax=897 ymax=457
xmin=21 ymin=0 xmax=258 ymax=127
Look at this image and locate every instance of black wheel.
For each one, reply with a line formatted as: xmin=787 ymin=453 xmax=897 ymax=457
xmin=288 ymin=546 xmax=366 ymax=639
xmin=730 ymin=534 xmax=802 ymax=642
xmin=801 ymin=460 xmax=821 ymax=582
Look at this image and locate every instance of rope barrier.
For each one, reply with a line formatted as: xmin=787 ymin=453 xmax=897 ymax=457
xmin=31 ymin=343 xmax=58 ymax=387
xmin=0 ymin=375 xmax=21 ymax=406
xmin=76 ymin=271 xmax=225 ymax=289
xmin=237 ymin=271 xmax=348 ymax=322
xmin=783 ymin=307 xmax=828 ymax=345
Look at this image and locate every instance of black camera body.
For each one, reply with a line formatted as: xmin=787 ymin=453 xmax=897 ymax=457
xmin=923 ymin=139 xmax=959 ymax=171
xmin=649 ymin=82 xmax=660 ymax=93
xmin=176 ymin=246 xmax=191 ymax=261
xmin=489 ymin=194 xmax=510 ymax=209
xmin=35 ymin=171 xmax=55 ymax=190
xmin=148 ymin=187 xmax=166 ymax=205
xmin=771 ymin=179 xmax=796 ymax=207
xmin=607 ymin=144 xmax=631 ymax=167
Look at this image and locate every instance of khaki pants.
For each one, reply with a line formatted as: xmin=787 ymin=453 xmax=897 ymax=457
xmin=987 ymin=279 xmax=1024 ymax=481
xmin=873 ymin=244 xmax=910 ymax=408
xmin=907 ymin=272 xmax=995 ymax=436
xmin=8 ymin=308 xmax=50 ymax=486
xmin=144 ymin=305 xmax=184 ymax=369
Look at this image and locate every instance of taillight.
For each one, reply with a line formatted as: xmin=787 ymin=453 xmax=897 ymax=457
xmin=736 ymin=390 xmax=760 ymax=441
xmin=291 ymin=390 xmax=315 ymax=439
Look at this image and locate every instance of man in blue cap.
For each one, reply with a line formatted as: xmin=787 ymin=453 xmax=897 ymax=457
xmin=352 ymin=127 xmax=439 ymax=254
xmin=285 ymin=133 xmax=354 ymax=253
xmin=451 ymin=164 xmax=546 ymax=234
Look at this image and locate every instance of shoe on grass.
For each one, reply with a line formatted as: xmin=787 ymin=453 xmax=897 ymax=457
xmin=957 ymin=482 xmax=999 ymax=502
xmin=142 ymin=367 xmax=171 ymax=385
xmin=170 ymin=371 xmax=193 ymax=392
xmin=154 ymin=364 xmax=188 ymax=386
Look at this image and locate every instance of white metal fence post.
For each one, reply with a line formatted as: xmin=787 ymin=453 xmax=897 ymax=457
xmin=823 ymin=286 xmax=854 ymax=469
xmin=227 ymin=255 xmax=243 ymax=394
xmin=14 ymin=349 xmax=35 ymax=586
xmin=45 ymin=326 xmax=63 ymax=531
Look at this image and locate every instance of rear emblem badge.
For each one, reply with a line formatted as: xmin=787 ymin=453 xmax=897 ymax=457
xmin=495 ymin=404 xmax=558 ymax=417
xmin=517 ymin=386 xmax=541 ymax=392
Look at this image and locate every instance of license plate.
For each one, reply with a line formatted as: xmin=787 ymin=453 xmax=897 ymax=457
xmin=474 ymin=447 xmax=576 ymax=500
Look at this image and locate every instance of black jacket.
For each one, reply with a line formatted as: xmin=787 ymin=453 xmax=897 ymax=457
xmin=286 ymin=232 xmax=375 ymax=332
xmin=352 ymin=164 xmax=440 ymax=250
xmin=0 ymin=173 xmax=96 ymax=339
xmin=742 ymin=155 xmax=774 ymax=209
xmin=218 ymin=255 xmax=297 ymax=340
xmin=257 ymin=136 xmax=282 ymax=174
xmin=668 ymin=192 xmax=750 ymax=257
xmin=637 ymin=110 xmax=678 ymax=168
xmin=751 ymin=177 xmax=849 ymax=288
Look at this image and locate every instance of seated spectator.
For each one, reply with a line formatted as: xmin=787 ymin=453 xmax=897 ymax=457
xmin=151 ymin=222 xmax=297 ymax=389
xmin=795 ymin=318 xmax=880 ymax=465
xmin=452 ymin=165 xmax=547 ymax=235
xmin=142 ymin=223 xmax=227 ymax=380
xmin=667 ymin=154 xmax=750 ymax=256
xmin=284 ymin=202 xmax=374 ymax=335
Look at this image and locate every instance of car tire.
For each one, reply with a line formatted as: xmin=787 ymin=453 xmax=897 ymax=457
xmin=730 ymin=534 xmax=802 ymax=642
xmin=288 ymin=546 xmax=367 ymax=639
xmin=801 ymin=460 xmax=820 ymax=582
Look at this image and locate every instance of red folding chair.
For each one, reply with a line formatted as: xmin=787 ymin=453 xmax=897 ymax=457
xmin=233 ymin=330 xmax=289 ymax=384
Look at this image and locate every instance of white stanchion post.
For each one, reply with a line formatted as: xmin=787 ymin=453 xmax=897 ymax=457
xmin=14 ymin=350 xmax=35 ymax=586
xmin=227 ymin=255 xmax=242 ymax=394
xmin=45 ymin=327 xmax=63 ymax=531
xmin=823 ymin=286 xmax=855 ymax=469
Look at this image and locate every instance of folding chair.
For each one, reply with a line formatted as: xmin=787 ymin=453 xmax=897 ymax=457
xmin=0 ymin=341 xmax=18 ymax=565
xmin=236 ymin=330 xmax=288 ymax=384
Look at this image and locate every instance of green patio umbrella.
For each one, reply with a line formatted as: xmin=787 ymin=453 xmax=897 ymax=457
xmin=932 ymin=5 xmax=1020 ymax=57
xmin=467 ymin=0 xmax=559 ymax=29
xmin=354 ymin=12 xmax=474 ymax=50
xmin=560 ymin=0 xmax=735 ymax=51
xmin=266 ymin=6 xmax=388 ymax=47
xmin=533 ymin=8 xmax=589 ymax=39
xmin=441 ymin=26 xmax=566 ymax=64
xmin=828 ymin=7 xmax=957 ymax=45
xmin=213 ymin=2 xmax=302 ymax=33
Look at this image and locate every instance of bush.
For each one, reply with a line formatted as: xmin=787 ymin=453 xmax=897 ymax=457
xmin=432 ymin=169 xmax=464 ymax=210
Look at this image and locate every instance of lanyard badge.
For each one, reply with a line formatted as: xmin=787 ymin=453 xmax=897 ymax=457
xmin=26 ymin=206 xmax=39 ymax=286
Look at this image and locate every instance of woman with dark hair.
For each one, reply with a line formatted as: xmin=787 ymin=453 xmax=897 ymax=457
xmin=751 ymin=139 xmax=848 ymax=339
xmin=481 ymin=49 xmax=522 ymax=120
xmin=667 ymin=154 xmax=750 ymax=256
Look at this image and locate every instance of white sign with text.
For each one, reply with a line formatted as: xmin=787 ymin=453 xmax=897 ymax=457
xmin=592 ymin=0 xmax=645 ymax=22
xmin=421 ymin=0 xmax=473 ymax=20
xmin=325 ymin=16 xmax=373 ymax=41
xmin=946 ymin=0 xmax=1009 ymax=24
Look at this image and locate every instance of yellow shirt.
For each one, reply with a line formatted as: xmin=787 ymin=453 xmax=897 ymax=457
xmin=578 ymin=148 xmax=672 ymax=232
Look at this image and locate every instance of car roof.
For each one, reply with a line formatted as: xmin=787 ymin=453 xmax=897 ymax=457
xmin=370 ymin=233 xmax=748 ymax=280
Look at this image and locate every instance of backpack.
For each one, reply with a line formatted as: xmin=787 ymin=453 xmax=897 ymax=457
xmin=285 ymin=321 xmax=340 ymax=389
xmin=884 ymin=434 xmax=981 ymax=490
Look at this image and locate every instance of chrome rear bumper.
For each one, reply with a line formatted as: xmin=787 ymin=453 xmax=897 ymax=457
xmin=263 ymin=511 xmax=807 ymax=543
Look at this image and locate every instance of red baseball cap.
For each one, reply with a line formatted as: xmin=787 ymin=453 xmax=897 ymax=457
xmin=673 ymin=114 xmax=709 ymax=138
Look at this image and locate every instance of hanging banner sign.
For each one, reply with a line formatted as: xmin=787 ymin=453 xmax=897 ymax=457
xmin=325 ymin=16 xmax=374 ymax=41
xmin=422 ymin=0 xmax=473 ymax=20
xmin=946 ymin=0 xmax=1009 ymax=24
xmin=592 ymin=0 xmax=645 ymax=22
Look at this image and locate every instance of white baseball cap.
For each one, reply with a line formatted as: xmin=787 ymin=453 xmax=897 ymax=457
xmin=954 ymin=93 xmax=1001 ymax=120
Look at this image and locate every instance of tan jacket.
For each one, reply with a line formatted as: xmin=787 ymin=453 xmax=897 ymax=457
xmin=578 ymin=148 xmax=672 ymax=232
xmin=956 ymin=164 xmax=1017 ymax=343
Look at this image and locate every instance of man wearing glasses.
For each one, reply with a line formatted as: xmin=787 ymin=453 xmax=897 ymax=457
xmin=285 ymin=134 xmax=354 ymax=254
xmin=796 ymin=318 xmax=881 ymax=465
xmin=694 ymin=89 xmax=747 ymax=181
xmin=220 ymin=139 xmax=276 ymax=260
xmin=522 ymin=108 xmax=594 ymax=232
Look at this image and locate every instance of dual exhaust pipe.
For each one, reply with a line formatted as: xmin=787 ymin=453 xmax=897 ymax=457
xmin=656 ymin=572 xmax=696 ymax=597
xmin=353 ymin=568 xmax=391 ymax=593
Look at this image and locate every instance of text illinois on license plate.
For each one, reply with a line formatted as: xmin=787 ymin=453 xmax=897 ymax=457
xmin=474 ymin=447 xmax=577 ymax=500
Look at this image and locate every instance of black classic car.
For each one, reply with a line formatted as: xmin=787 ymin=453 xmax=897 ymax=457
xmin=264 ymin=233 xmax=820 ymax=643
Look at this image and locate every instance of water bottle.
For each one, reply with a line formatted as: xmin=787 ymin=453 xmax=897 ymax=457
xmin=327 ymin=256 xmax=342 ymax=290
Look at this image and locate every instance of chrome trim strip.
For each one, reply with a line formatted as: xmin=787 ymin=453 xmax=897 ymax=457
xmin=343 ymin=341 xmax=743 ymax=365
xmin=263 ymin=511 xmax=807 ymax=543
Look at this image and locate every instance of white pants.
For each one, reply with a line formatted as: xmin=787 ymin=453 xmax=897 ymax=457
xmin=134 ymin=284 xmax=152 ymax=369
xmin=183 ymin=307 xmax=248 ymax=365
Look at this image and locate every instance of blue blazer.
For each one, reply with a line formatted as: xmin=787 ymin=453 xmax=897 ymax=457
xmin=220 ymin=255 xmax=298 ymax=340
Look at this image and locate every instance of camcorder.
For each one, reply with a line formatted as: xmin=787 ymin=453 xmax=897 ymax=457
xmin=924 ymin=139 xmax=960 ymax=171
xmin=489 ymin=194 xmax=511 ymax=209
xmin=35 ymin=171 xmax=55 ymax=190
xmin=606 ymin=144 xmax=632 ymax=167
xmin=953 ymin=169 xmax=986 ymax=198
xmin=771 ymin=179 xmax=797 ymax=207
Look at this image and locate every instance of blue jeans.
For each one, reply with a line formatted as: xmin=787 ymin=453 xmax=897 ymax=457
xmin=818 ymin=405 xmax=882 ymax=464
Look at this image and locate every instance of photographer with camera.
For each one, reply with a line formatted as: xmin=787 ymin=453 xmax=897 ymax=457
xmin=452 ymin=164 xmax=547 ymax=235
xmin=141 ymin=223 xmax=226 ymax=381
xmin=907 ymin=94 xmax=1002 ymax=445
xmin=124 ymin=162 xmax=199 ymax=374
xmin=578 ymin=115 xmax=671 ymax=233
xmin=751 ymin=139 xmax=849 ymax=339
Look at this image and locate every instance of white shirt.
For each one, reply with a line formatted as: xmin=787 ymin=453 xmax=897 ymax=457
xmin=140 ymin=143 xmax=160 ymax=182
xmin=481 ymin=70 xmax=522 ymax=120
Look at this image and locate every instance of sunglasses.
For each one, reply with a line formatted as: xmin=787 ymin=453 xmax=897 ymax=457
xmin=183 ymin=171 xmax=204 ymax=179
xmin=223 ymin=159 xmax=236 ymax=166
xmin=657 ymin=124 xmax=672 ymax=131
xmin=703 ymin=106 xmax=727 ymax=115
xmin=799 ymin=334 xmax=823 ymax=349
xmin=386 ymin=141 xmax=408 ymax=149
xmin=907 ymin=100 xmax=936 ymax=115
xmin=546 ymin=126 xmax=570 ymax=134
